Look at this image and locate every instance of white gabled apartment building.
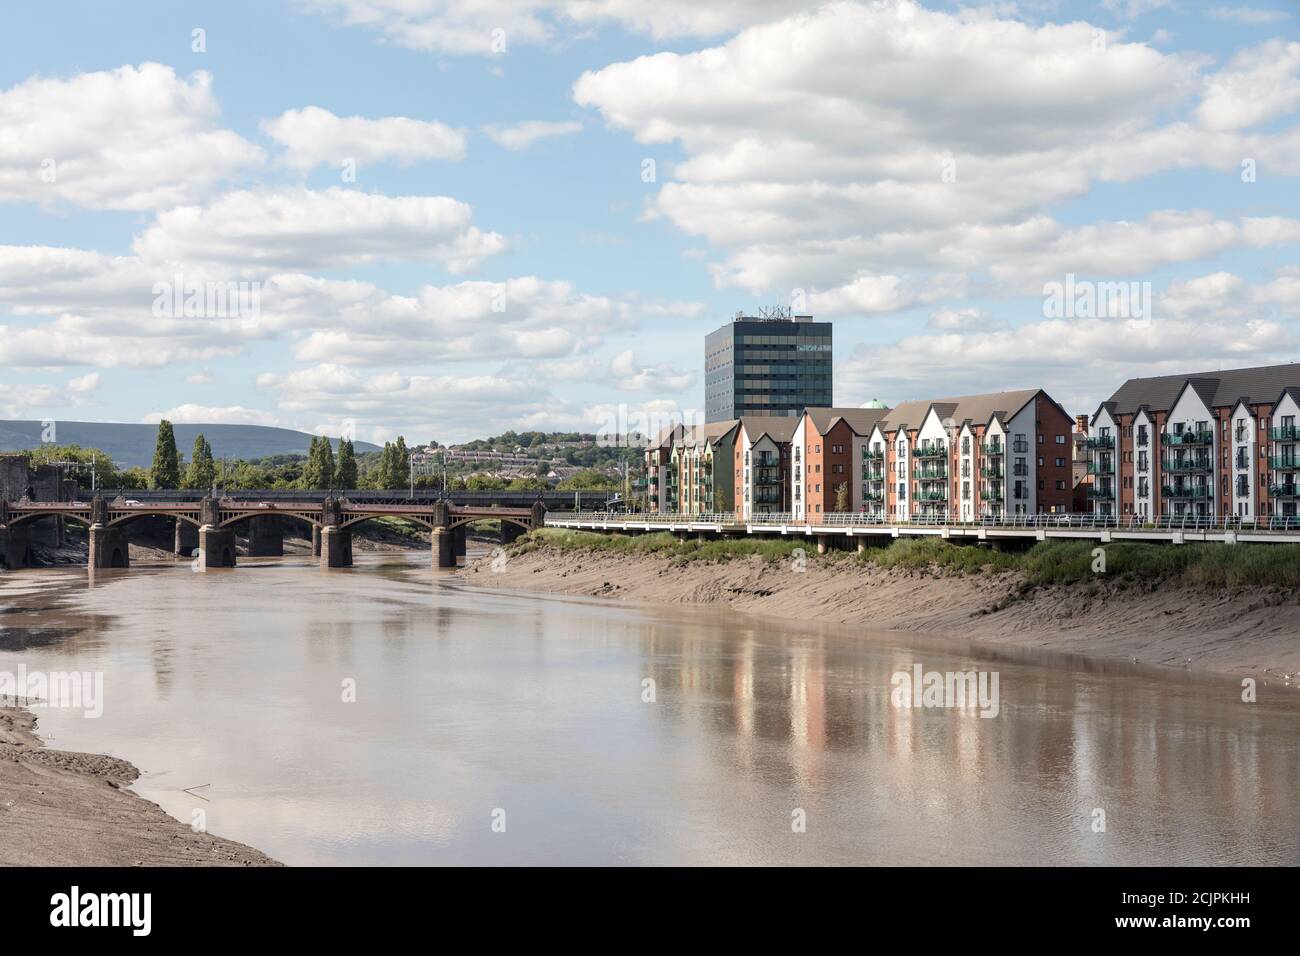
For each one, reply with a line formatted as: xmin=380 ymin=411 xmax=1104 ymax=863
xmin=1086 ymin=363 xmax=1300 ymax=520
xmin=862 ymin=390 xmax=1074 ymax=521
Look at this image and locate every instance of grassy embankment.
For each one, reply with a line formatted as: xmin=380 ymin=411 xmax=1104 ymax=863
xmin=511 ymin=528 xmax=1300 ymax=591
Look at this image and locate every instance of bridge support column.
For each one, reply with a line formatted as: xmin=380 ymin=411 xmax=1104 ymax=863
xmin=247 ymin=516 xmax=284 ymax=557
xmin=817 ymin=535 xmax=828 ymax=555
xmin=319 ymin=526 xmax=352 ymax=568
xmin=311 ymin=525 xmax=321 ymax=557
xmin=88 ymin=525 xmax=129 ymax=569
xmin=174 ymin=518 xmax=199 ymax=556
xmin=452 ymin=525 xmax=468 ymax=561
xmin=197 ymin=526 xmax=236 ymax=569
xmin=431 ymin=528 xmax=455 ymax=568
xmin=1 ymin=525 xmax=33 ymax=570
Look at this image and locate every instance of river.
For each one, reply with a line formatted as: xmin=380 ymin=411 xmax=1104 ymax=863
xmin=2 ymin=551 xmax=1297 ymax=865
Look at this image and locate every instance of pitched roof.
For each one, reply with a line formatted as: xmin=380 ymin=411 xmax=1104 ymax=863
xmin=644 ymin=423 xmax=684 ymax=450
xmin=740 ymin=414 xmax=799 ymax=444
xmin=680 ymin=420 xmax=739 ymax=448
xmin=1103 ymin=362 xmax=1300 ymax=415
xmin=876 ymin=389 xmax=1041 ymax=433
xmin=803 ymin=406 xmax=891 ymax=437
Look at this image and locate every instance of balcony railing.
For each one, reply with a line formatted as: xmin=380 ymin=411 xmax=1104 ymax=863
xmin=981 ymin=442 xmax=1005 ymax=456
xmin=981 ymin=490 xmax=1005 ymax=501
xmin=1162 ymin=457 xmax=1212 ymax=473
xmin=1269 ymin=457 xmax=1300 ymax=471
xmin=864 ymin=491 xmax=885 ymax=503
xmin=863 ymin=449 xmax=885 ymax=461
xmin=915 ymin=490 xmax=948 ymax=502
xmin=1086 ymin=460 xmax=1113 ymax=475
xmin=1163 ymin=430 xmax=1214 ymax=446
xmin=1269 ymin=484 xmax=1300 ymax=499
xmin=1270 ymin=425 xmax=1300 ymax=441
xmin=1085 ymin=436 xmax=1114 ymax=449
xmin=1087 ymin=486 xmax=1114 ymax=499
xmin=1162 ymin=483 xmax=1212 ymax=498
xmin=913 ymin=465 xmax=947 ymax=480
xmin=754 ymin=468 xmax=781 ymax=485
xmin=914 ymin=443 xmax=946 ymax=459
xmin=980 ymin=466 xmax=1003 ymax=479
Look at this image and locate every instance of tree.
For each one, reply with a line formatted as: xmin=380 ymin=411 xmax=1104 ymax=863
xmin=302 ymin=437 xmax=322 ymax=489
xmin=184 ymin=433 xmax=216 ymax=490
xmin=393 ymin=436 xmax=410 ymax=486
xmin=317 ymin=438 xmax=336 ymax=490
xmin=334 ymin=438 xmax=358 ymax=489
xmin=377 ymin=442 xmax=397 ymax=489
xmin=556 ymin=468 xmax=617 ymax=490
xmin=150 ymin=420 xmax=181 ymax=490
xmin=834 ymin=482 xmax=849 ymax=513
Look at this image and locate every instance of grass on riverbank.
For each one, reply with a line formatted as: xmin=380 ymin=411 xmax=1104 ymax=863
xmin=512 ymin=528 xmax=1300 ymax=589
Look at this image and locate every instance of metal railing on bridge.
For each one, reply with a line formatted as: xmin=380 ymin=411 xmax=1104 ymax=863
xmin=546 ymin=511 xmax=1300 ymax=534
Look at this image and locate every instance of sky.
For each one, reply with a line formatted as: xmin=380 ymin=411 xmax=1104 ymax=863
xmin=1 ymin=0 xmax=1299 ymax=445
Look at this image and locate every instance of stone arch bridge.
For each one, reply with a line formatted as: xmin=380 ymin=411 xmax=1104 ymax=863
xmin=0 ymin=495 xmax=544 ymax=571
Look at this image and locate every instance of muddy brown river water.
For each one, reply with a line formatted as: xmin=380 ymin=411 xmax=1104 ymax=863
xmin=1 ymin=551 xmax=1297 ymax=865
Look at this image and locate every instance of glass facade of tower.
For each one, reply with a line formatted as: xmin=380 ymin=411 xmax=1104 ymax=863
xmin=704 ymin=315 xmax=832 ymax=423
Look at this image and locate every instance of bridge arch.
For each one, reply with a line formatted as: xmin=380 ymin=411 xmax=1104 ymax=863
xmin=216 ymin=510 xmax=322 ymax=530
xmin=447 ymin=515 xmax=532 ymax=532
xmin=106 ymin=511 xmax=203 ymax=529
xmin=8 ymin=509 xmax=93 ymax=529
xmin=336 ymin=513 xmax=436 ymax=532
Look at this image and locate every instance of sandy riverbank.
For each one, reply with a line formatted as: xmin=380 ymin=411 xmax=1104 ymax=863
xmin=461 ymin=545 xmax=1300 ymax=678
xmin=0 ymin=704 xmax=278 ymax=866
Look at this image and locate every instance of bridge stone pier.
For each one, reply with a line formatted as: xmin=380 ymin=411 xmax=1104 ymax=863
xmin=247 ymin=515 xmax=284 ymax=557
xmin=0 ymin=501 xmax=33 ymax=570
xmin=88 ymin=525 xmax=130 ymax=568
xmin=196 ymin=497 xmax=236 ymax=570
xmin=319 ymin=497 xmax=352 ymax=569
xmin=174 ymin=518 xmax=198 ymax=556
xmin=311 ymin=526 xmax=321 ymax=557
xmin=431 ymin=501 xmax=454 ymax=568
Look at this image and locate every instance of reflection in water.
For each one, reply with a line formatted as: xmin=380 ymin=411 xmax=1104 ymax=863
xmin=1 ymin=552 xmax=1297 ymax=866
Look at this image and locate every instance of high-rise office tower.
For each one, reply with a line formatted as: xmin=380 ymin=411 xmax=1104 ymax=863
xmin=704 ymin=308 xmax=832 ymax=422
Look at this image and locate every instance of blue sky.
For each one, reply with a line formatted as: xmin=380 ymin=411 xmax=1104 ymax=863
xmin=1 ymin=0 xmax=1298 ymax=444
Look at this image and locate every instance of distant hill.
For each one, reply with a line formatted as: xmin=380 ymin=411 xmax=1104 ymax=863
xmin=0 ymin=420 xmax=380 ymax=469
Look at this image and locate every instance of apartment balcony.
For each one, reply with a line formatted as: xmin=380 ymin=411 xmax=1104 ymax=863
xmin=915 ymin=490 xmax=948 ymax=502
xmin=1162 ymin=457 xmax=1212 ymax=473
xmin=914 ymin=443 xmax=946 ymax=459
xmin=753 ymin=491 xmax=782 ymax=505
xmin=1084 ymin=436 xmax=1114 ymax=449
xmin=754 ymin=468 xmax=781 ymax=485
xmin=913 ymin=465 xmax=948 ymax=480
xmin=864 ymin=491 xmax=885 ymax=503
xmin=1086 ymin=488 xmax=1114 ymax=500
xmin=1163 ymin=430 xmax=1214 ymax=446
xmin=863 ymin=449 xmax=885 ymax=462
xmin=1270 ymin=425 xmax=1300 ymax=441
xmin=1270 ymin=484 xmax=1300 ymax=499
xmin=1162 ymin=483 xmax=1212 ymax=498
xmin=866 ymin=463 xmax=885 ymax=479
xmin=981 ymin=489 xmax=1005 ymax=502
xmin=1086 ymin=460 xmax=1114 ymax=475
xmin=981 ymin=442 xmax=1005 ymax=456
xmin=980 ymin=466 xmax=1003 ymax=479
xmin=1270 ymin=457 xmax=1300 ymax=471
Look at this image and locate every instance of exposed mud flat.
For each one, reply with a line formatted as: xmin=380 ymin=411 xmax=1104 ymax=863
xmin=0 ymin=705 xmax=279 ymax=866
xmin=461 ymin=546 xmax=1300 ymax=679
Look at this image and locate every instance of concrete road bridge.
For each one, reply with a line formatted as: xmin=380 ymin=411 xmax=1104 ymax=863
xmin=544 ymin=511 xmax=1300 ymax=548
xmin=0 ymin=494 xmax=546 ymax=571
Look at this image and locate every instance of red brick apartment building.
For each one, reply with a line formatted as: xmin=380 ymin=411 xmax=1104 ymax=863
xmin=792 ymin=406 xmax=891 ymax=519
xmin=1086 ymin=363 xmax=1300 ymax=519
